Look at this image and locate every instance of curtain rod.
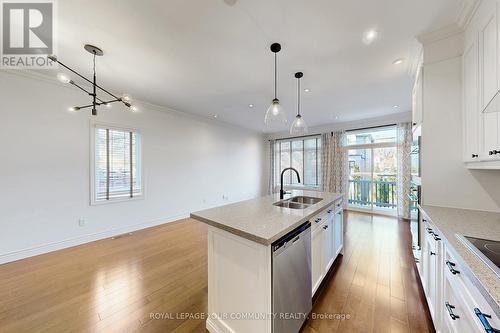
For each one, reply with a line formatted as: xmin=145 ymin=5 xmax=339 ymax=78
xmin=269 ymin=123 xmax=399 ymax=141
xmin=345 ymin=123 xmax=397 ymax=133
xmin=268 ymin=133 xmax=321 ymax=142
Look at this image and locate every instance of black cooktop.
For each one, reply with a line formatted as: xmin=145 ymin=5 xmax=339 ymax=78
xmin=464 ymin=236 xmax=500 ymax=271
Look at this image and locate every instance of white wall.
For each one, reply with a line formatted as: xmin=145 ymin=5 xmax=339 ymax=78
xmin=421 ymin=55 xmax=500 ymax=212
xmin=0 ymin=71 xmax=267 ymax=263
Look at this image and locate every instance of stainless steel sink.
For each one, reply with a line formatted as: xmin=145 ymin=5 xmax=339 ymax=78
xmin=289 ymin=196 xmax=323 ymax=205
xmin=273 ymin=196 xmax=322 ymax=209
xmin=273 ymin=201 xmax=309 ymax=209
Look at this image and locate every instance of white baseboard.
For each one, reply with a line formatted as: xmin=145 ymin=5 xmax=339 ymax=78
xmin=0 ymin=212 xmax=189 ymax=265
xmin=206 ymin=317 xmax=234 ymax=333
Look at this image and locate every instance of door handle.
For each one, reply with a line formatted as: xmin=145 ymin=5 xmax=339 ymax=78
xmin=445 ymin=302 xmax=460 ymax=320
xmin=446 ymin=260 xmax=460 ymax=275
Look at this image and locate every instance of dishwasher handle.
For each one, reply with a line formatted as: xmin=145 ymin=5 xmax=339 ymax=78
xmin=272 ymin=222 xmax=311 ymax=252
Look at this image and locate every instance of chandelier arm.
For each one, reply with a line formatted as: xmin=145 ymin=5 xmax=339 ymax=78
xmin=73 ymin=104 xmax=95 ymax=110
xmin=53 ymin=57 xmax=124 ymax=102
xmin=70 ymin=81 xmax=106 ymax=103
xmin=75 ymin=99 xmax=123 ymax=110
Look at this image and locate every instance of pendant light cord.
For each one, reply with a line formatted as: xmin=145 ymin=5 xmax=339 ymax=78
xmin=297 ymin=76 xmax=301 ymax=116
xmin=274 ymin=52 xmax=277 ymax=99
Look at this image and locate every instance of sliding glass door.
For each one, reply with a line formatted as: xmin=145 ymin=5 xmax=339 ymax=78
xmin=346 ymin=126 xmax=398 ymax=214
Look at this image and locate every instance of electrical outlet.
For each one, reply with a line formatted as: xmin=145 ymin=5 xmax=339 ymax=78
xmin=78 ymin=218 xmax=85 ymax=227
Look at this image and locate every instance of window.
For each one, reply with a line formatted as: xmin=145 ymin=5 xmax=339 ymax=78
xmin=92 ymin=124 xmax=142 ymax=204
xmin=274 ymin=136 xmax=321 ymax=188
xmin=345 ymin=126 xmax=397 ymax=213
xmin=346 ymin=126 xmax=397 ymax=146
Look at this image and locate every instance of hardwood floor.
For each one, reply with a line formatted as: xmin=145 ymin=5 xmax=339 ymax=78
xmin=0 ymin=212 xmax=433 ymax=333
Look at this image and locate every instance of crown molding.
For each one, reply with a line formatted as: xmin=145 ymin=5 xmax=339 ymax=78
xmin=457 ymin=0 xmax=481 ymax=29
xmin=416 ymin=0 xmax=480 ymax=46
xmin=416 ymin=23 xmax=464 ymax=46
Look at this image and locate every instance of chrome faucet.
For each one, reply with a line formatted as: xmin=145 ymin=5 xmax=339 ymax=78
xmin=280 ymin=167 xmax=301 ymax=199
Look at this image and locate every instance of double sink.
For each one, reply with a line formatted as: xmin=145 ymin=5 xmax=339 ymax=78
xmin=273 ymin=196 xmax=323 ymax=210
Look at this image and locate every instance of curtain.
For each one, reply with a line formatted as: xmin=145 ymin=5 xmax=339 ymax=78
xmin=268 ymin=140 xmax=277 ymax=194
xmin=321 ymin=131 xmax=348 ymax=206
xmin=396 ymin=122 xmax=412 ymax=219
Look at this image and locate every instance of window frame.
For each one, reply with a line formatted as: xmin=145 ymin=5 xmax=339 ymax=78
xmin=275 ymin=135 xmax=322 ymax=191
xmin=90 ymin=122 xmax=144 ymax=206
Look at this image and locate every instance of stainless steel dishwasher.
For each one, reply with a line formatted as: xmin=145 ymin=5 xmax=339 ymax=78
xmin=272 ymin=222 xmax=312 ymax=333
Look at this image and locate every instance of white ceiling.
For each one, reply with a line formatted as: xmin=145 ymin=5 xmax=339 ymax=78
xmin=47 ymin=0 xmax=465 ymax=132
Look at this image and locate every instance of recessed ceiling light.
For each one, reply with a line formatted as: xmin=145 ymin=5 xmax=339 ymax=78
xmin=362 ymin=29 xmax=378 ymax=45
xmin=213 ymin=114 xmax=218 ymax=118
xmin=393 ymin=105 xmax=400 ymax=109
xmin=248 ymin=104 xmax=254 ymax=108
xmin=304 ymin=88 xmax=310 ymax=93
xmin=392 ymin=58 xmax=405 ymax=65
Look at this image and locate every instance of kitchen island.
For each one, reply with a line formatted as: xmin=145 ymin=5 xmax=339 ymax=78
xmin=191 ymin=190 xmax=343 ymax=333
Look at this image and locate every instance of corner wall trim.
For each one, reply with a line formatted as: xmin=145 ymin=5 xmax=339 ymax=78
xmin=0 ymin=212 xmax=190 ymax=265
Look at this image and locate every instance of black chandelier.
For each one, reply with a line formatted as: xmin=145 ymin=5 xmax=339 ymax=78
xmin=48 ymin=44 xmax=137 ymax=116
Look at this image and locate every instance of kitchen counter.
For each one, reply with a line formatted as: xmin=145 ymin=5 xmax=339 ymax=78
xmin=420 ymin=205 xmax=500 ymax=310
xmin=191 ymin=190 xmax=343 ymax=245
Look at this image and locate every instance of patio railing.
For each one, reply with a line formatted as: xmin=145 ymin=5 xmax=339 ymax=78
xmin=348 ymin=179 xmax=397 ymax=209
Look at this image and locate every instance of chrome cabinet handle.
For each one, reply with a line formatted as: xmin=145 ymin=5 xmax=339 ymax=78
xmin=430 ymin=251 xmax=436 ymax=256
xmin=472 ymin=154 xmax=478 ymax=158
xmin=327 ymin=209 xmax=333 ymax=213
xmin=446 ymin=260 xmax=460 ymax=275
xmin=315 ymin=218 xmax=322 ymax=223
xmin=445 ymin=302 xmax=460 ymax=320
xmin=474 ymin=308 xmax=499 ymax=333
xmin=433 ymin=234 xmax=441 ymax=241
xmin=323 ymin=225 xmax=328 ymax=230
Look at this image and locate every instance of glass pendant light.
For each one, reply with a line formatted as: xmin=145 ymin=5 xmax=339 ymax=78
xmin=290 ymin=72 xmax=308 ymax=135
xmin=264 ymin=43 xmax=287 ymax=126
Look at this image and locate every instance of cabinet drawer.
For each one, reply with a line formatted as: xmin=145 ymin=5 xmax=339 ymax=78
xmin=311 ymin=210 xmax=328 ymax=231
xmin=442 ymin=271 xmax=481 ymax=333
xmin=444 ymin=244 xmax=500 ymax=332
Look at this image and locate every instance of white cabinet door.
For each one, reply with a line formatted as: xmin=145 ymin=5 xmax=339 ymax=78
xmin=479 ymin=2 xmax=500 ymax=159
xmin=334 ymin=209 xmax=343 ymax=256
xmin=463 ymin=40 xmax=480 ymax=161
xmin=424 ymin=232 xmax=438 ymax=321
xmin=479 ymin=4 xmax=498 ymax=109
xmin=311 ymin=224 xmax=324 ymax=296
xmin=323 ymin=215 xmax=334 ymax=272
xmin=442 ymin=270 xmax=480 ymax=333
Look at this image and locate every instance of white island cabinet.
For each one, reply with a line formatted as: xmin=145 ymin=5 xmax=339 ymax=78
xmin=418 ymin=206 xmax=500 ymax=333
xmin=191 ymin=190 xmax=343 ymax=333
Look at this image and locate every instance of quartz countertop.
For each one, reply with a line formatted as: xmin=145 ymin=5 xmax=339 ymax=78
xmin=420 ymin=205 xmax=500 ymax=312
xmin=191 ymin=190 xmax=343 ymax=245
